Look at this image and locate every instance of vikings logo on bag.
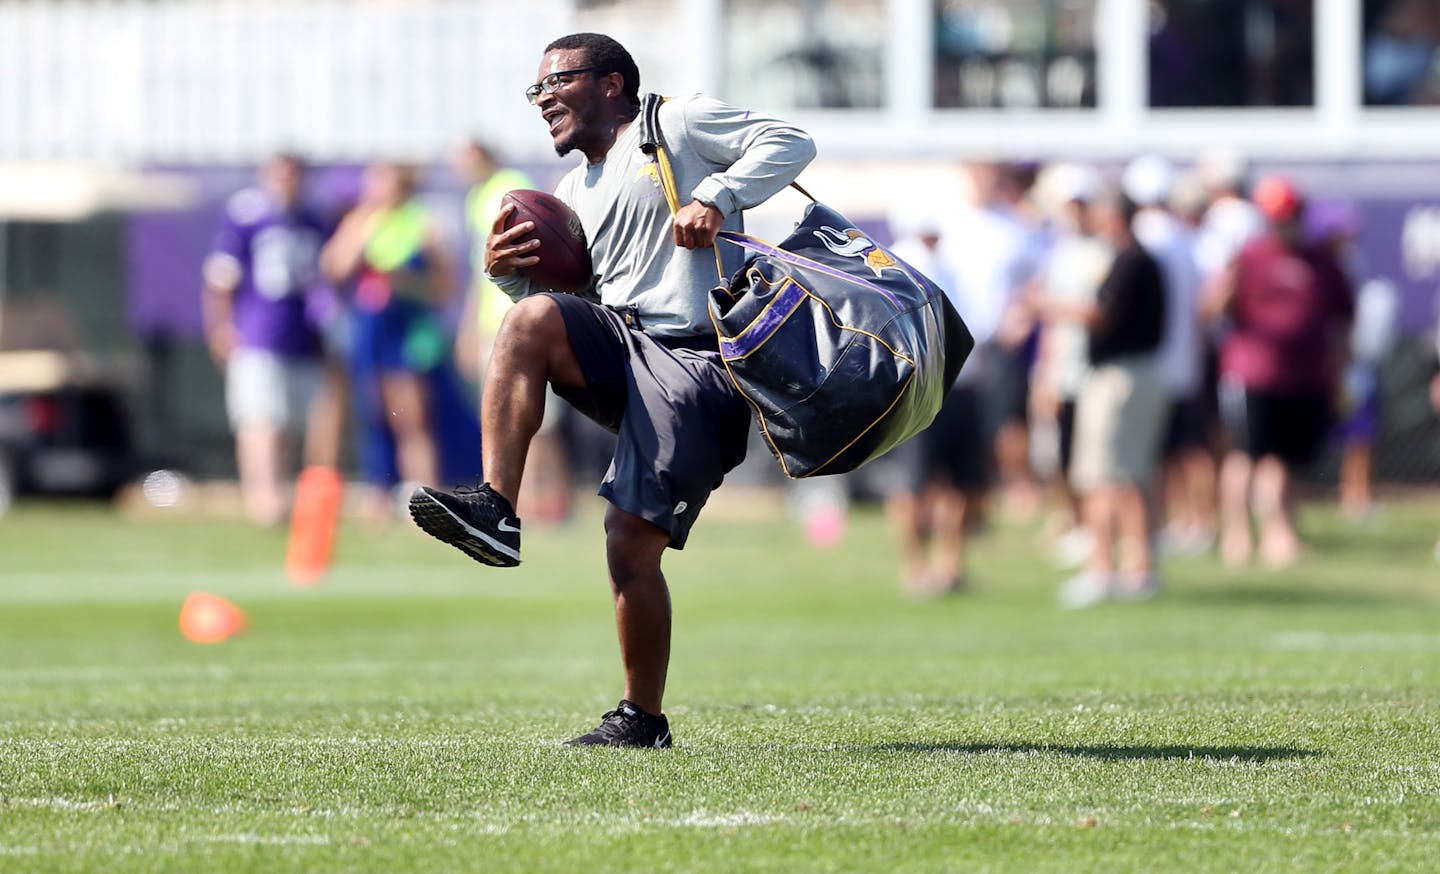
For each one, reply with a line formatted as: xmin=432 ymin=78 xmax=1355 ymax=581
xmin=812 ymin=226 xmax=899 ymax=278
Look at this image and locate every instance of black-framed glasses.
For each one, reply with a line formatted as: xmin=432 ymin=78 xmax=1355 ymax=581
xmin=525 ymin=66 xmax=607 ymax=105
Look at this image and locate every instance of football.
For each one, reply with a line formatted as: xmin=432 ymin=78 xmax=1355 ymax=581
xmin=500 ymin=189 xmax=593 ymax=293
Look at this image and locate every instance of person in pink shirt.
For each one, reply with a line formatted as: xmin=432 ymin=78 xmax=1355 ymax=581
xmin=1204 ymin=175 xmax=1353 ymax=568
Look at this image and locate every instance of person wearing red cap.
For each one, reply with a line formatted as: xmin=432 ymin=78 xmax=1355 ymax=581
xmin=1202 ymin=174 xmax=1354 ymax=568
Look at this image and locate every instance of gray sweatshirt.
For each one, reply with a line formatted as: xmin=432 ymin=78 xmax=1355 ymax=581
xmin=493 ymin=92 xmax=816 ymax=338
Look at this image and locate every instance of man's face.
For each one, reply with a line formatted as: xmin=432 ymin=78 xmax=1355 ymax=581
xmin=262 ymin=159 xmax=303 ymax=208
xmin=533 ymin=48 xmax=610 ymax=158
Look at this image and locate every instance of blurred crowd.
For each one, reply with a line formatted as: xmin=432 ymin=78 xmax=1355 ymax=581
xmin=201 ymin=145 xmax=577 ymax=530
xmin=201 ymin=144 xmax=1432 ymax=606
xmin=875 ymin=151 xmax=1409 ymax=606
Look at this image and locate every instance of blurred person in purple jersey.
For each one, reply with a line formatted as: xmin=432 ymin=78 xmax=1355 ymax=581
xmin=1307 ymin=200 xmax=1399 ymax=522
xmin=321 ymin=162 xmax=458 ymax=519
xmin=1204 ymin=175 xmax=1353 ymax=568
xmin=1432 ymin=304 xmax=1440 ymax=562
xmin=202 ymin=153 xmax=342 ymax=527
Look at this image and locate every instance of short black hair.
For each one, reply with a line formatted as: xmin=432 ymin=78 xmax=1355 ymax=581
xmin=268 ymin=151 xmax=307 ymax=171
xmin=545 ymin=32 xmax=640 ymax=108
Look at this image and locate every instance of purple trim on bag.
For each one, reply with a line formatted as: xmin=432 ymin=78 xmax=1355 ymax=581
xmin=720 ymin=278 xmax=808 ymax=360
xmin=717 ymin=231 xmax=902 ymax=309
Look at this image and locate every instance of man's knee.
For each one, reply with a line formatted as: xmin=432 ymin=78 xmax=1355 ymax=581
xmin=604 ymin=508 xmax=668 ymax=589
xmin=493 ymin=295 xmax=585 ymax=387
xmin=497 ymin=295 xmax=565 ymax=349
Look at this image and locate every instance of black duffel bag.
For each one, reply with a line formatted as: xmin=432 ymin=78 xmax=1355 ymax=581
xmin=636 ymin=93 xmax=973 ymax=478
xmin=708 ymin=205 xmax=973 ymax=477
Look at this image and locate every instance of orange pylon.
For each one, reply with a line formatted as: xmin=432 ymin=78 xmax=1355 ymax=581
xmin=179 ymin=592 xmax=248 ymax=644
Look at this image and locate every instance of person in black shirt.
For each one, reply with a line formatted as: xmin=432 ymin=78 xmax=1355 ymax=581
xmin=1050 ymin=190 xmax=1168 ymax=607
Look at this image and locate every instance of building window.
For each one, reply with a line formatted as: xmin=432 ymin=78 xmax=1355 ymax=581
xmin=1363 ymin=0 xmax=1440 ymax=105
xmin=723 ymin=0 xmax=886 ymax=110
xmin=933 ymin=0 xmax=1097 ymax=109
xmin=1149 ymin=0 xmax=1315 ymax=108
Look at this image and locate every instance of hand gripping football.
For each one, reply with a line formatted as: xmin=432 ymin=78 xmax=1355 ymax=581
xmin=500 ymin=189 xmax=593 ymax=293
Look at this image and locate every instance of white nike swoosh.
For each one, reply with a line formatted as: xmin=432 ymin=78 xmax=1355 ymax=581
xmin=654 ymin=732 xmax=671 ymax=748
xmin=497 ymin=519 xmax=521 ymax=533
xmin=426 ymin=495 xmax=520 ymax=561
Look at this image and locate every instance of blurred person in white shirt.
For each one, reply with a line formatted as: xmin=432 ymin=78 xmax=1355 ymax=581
xmin=1194 ymin=147 xmax=1266 ymax=283
xmin=941 ymin=161 xmax=1046 ymax=522
xmin=883 ymin=202 xmax=990 ymax=595
xmin=1026 ymin=163 xmax=1113 ymax=566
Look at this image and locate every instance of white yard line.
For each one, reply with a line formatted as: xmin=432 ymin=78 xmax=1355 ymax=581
xmin=0 ymin=568 xmax=503 ymax=604
xmin=195 ymin=833 xmax=332 ymax=846
xmin=674 ymin=810 xmax=786 ymax=828
xmin=1266 ymin=631 xmax=1440 ymax=651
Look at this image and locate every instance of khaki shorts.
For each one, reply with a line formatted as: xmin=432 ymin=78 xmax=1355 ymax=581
xmin=1070 ymin=356 xmax=1167 ymax=492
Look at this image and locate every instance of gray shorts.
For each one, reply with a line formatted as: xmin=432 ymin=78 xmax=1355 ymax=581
xmin=226 ymin=346 xmax=320 ymax=432
xmin=545 ymin=293 xmax=750 ymax=549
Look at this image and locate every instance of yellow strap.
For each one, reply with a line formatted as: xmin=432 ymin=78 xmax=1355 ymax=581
xmin=654 ymin=145 xmax=682 ymax=216
xmin=647 ymin=119 xmax=813 ymax=281
xmin=649 ymin=140 xmax=725 ymax=279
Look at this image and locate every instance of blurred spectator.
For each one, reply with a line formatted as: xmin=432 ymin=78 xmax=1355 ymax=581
xmin=1058 ymin=189 xmax=1168 ymax=608
xmin=1432 ymin=307 xmax=1440 ymax=561
xmin=450 ymin=139 xmax=572 ymax=524
xmin=1194 ymin=147 xmax=1265 ymax=283
xmin=452 ymin=139 xmax=537 ymax=385
xmin=1124 ymin=155 xmax=1216 ymax=556
xmin=201 ymin=153 xmax=341 ymax=527
xmin=1364 ymin=0 xmax=1440 ymax=105
xmin=320 ymin=162 xmax=457 ymax=520
xmin=942 ymin=161 xmax=1045 ymax=522
xmin=1309 ymin=200 xmax=1399 ymax=521
xmin=1204 ymin=175 xmax=1354 ymax=568
xmin=1027 ymin=162 xmax=1112 ymax=566
xmin=884 ymin=204 xmax=985 ymax=595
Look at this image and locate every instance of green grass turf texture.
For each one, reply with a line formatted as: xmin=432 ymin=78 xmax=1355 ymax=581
xmin=2 ymin=495 xmax=1438 ymax=873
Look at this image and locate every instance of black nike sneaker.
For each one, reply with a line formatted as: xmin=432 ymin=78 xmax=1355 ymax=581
xmin=408 ymin=483 xmax=521 ymax=567
xmin=564 ymin=700 xmax=673 ymax=749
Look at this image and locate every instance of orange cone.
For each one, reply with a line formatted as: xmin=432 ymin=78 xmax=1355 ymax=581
xmin=285 ymin=465 xmax=343 ymax=586
xmin=179 ymin=592 xmax=248 ymax=644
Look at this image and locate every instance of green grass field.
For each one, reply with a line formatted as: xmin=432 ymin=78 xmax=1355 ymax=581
xmin=2 ymin=494 xmax=1439 ymax=872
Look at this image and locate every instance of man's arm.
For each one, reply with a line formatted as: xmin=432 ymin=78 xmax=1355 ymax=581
xmin=200 ymin=210 xmax=247 ymax=365
xmin=200 ymin=271 xmax=238 ymax=366
xmin=319 ymin=209 xmax=373 ymax=284
xmin=675 ymin=95 xmax=816 ymax=245
xmin=1200 ymin=258 xmax=1240 ymax=323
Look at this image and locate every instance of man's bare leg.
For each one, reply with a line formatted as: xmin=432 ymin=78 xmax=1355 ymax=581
xmin=481 ymin=296 xmax=586 ymax=504
xmin=604 ymin=506 xmax=672 ymax=715
xmin=1253 ymin=455 xmax=1300 ymax=568
xmin=1218 ymin=450 xmax=1254 ymax=567
xmin=236 ymin=424 xmax=287 ymax=527
xmin=380 ymin=371 xmax=439 ymax=488
xmin=885 ymin=492 xmax=928 ymax=593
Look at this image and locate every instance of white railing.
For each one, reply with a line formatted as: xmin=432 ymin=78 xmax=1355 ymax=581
xmin=0 ymin=0 xmax=1436 ymax=164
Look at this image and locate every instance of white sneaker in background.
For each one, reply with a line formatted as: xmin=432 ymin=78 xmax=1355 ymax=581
xmin=1116 ymin=572 xmax=1164 ymax=601
xmin=1059 ymin=571 xmax=1114 ymax=609
xmin=1053 ymin=527 xmax=1094 ymax=569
